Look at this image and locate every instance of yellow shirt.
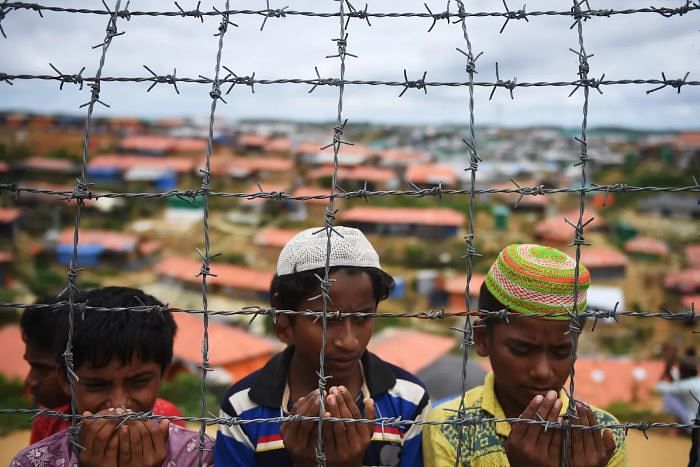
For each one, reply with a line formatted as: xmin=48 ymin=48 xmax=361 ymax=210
xmin=423 ymin=372 xmax=629 ymax=467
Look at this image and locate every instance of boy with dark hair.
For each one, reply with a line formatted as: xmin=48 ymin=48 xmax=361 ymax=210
xmin=21 ymin=294 xmax=72 ymax=443
xmin=215 ymin=227 xmax=431 ymax=466
xmin=423 ymin=244 xmax=629 ymax=466
xmin=21 ymin=289 xmax=185 ymax=444
xmin=12 ymin=286 xmax=212 ymax=466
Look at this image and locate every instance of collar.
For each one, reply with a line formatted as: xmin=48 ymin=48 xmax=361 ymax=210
xmin=479 ymin=372 xmax=569 ymax=438
xmin=249 ymin=346 xmax=396 ymax=408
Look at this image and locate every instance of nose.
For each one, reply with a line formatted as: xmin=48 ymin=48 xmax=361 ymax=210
xmin=109 ymin=387 xmax=129 ymax=409
xmin=332 ymin=319 xmax=360 ymax=353
xmin=529 ymin=353 xmax=554 ymax=384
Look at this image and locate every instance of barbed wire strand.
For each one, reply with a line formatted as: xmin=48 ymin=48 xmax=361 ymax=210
xmin=562 ymin=1 xmax=593 ymax=464
xmin=1 ymin=182 xmax=698 ymax=203
xmin=194 ymin=1 xmax=235 ymax=464
xmin=452 ymin=0 xmax=481 ymax=464
xmin=3 ymin=71 xmax=700 ymax=93
xmin=1 ymin=302 xmax=697 ymax=323
xmin=1 ymin=1 xmax=699 ymax=22
xmin=56 ymin=0 xmax=124 ymax=455
xmin=0 ymin=407 xmax=697 ymax=433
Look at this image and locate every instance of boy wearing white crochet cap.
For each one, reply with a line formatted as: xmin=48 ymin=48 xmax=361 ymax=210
xmin=423 ymin=244 xmax=629 ymax=467
xmin=215 ymin=226 xmax=430 ymax=467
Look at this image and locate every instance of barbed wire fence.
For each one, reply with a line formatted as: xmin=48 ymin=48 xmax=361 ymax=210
xmin=0 ymin=1 xmax=699 ymax=466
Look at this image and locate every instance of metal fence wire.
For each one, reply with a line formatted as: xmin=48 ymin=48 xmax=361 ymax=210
xmin=0 ymin=1 xmax=699 ymax=466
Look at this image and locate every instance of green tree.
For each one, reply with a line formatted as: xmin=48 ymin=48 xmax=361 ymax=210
xmin=0 ymin=375 xmax=32 ymax=435
xmin=159 ymin=372 xmax=221 ymax=418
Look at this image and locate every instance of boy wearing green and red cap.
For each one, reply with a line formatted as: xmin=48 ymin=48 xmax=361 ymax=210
xmin=423 ymin=244 xmax=629 ymax=466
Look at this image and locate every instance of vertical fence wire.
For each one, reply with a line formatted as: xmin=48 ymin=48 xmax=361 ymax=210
xmin=197 ymin=1 xmax=234 ymax=464
xmin=562 ymin=2 xmax=594 ymax=464
xmin=315 ymin=0 xmax=350 ymax=464
xmin=61 ymin=0 xmax=123 ymax=454
xmin=454 ymin=0 xmax=481 ymax=464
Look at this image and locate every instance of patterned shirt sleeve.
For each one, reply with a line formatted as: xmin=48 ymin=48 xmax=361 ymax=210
xmin=422 ymin=405 xmax=458 ymax=467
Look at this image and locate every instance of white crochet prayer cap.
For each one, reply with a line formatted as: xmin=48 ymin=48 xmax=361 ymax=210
xmin=276 ymin=226 xmax=381 ymax=276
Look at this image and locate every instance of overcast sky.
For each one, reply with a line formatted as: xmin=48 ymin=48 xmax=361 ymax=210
xmin=0 ymin=0 xmax=698 ymax=129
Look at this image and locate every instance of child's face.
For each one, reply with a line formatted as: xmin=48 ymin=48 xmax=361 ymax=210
xmin=276 ymin=269 xmax=376 ymax=379
xmin=23 ymin=340 xmax=69 ymax=409
xmin=63 ymin=356 xmax=166 ymax=415
xmin=475 ymin=318 xmax=573 ymax=416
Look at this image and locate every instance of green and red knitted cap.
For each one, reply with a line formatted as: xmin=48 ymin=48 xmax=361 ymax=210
xmin=484 ymin=244 xmax=591 ymax=319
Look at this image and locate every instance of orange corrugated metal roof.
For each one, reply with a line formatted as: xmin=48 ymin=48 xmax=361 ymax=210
xmin=0 ymin=208 xmax=21 ymax=223
xmin=0 ymin=251 xmax=14 ymax=262
xmin=310 ymin=144 xmax=373 ymax=163
xmin=155 ymin=256 xmax=275 ymax=292
xmin=235 ymin=157 xmax=294 ymax=172
xmin=154 ymin=118 xmax=187 ymax=128
xmin=307 ymin=166 xmax=396 ymax=184
xmin=676 ymin=132 xmax=700 ymax=150
xmin=685 ymin=245 xmax=700 ymax=268
xmin=23 ymin=157 xmax=75 ymax=172
xmin=173 ymin=314 xmax=277 ymax=366
xmin=172 ymin=138 xmax=207 ymax=153
xmin=534 ymin=209 xmax=606 ymax=244
xmin=0 ymin=325 xmax=29 ymax=379
xmin=203 ymin=156 xmax=293 ymax=174
xmin=58 ymin=229 xmax=138 ymax=252
xmin=442 ymin=273 xmax=485 ymax=296
xmin=90 ymin=154 xmax=196 ymax=173
xmin=254 ymin=227 xmax=299 ymax=248
xmin=624 ymin=236 xmax=670 ymax=257
xmin=368 ymin=329 xmax=455 ymax=374
xmin=580 ymin=247 xmax=629 ymax=269
xmin=341 ymin=207 xmax=465 ymax=227
xmin=120 ymin=136 xmax=176 ymax=152
xmin=378 ymin=148 xmax=428 ymax=165
xmin=138 ymin=239 xmax=161 ymax=256
xmin=265 ymin=138 xmax=291 ymax=153
xmin=296 ymin=141 xmax=323 ymax=154
xmin=406 ymin=164 xmax=457 ymax=185
xmin=239 ymin=134 xmax=270 ymax=148
xmin=665 ymin=268 xmax=700 ymax=293
xmin=569 ymin=358 xmax=664 ymax=408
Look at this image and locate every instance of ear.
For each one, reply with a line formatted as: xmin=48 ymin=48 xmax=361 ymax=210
xmin=273 ymin=313 xmax=294 ymax=346
xmin=474 ymin=323 xmax=490 ymax=358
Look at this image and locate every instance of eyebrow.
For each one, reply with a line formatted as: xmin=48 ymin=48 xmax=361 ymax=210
xmin=505 ymin=339 xmax=572 ymax=348
xmin=125 ymin=371 xmax=156 ymax=380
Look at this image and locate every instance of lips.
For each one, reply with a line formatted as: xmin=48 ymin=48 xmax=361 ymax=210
xmin=325 ymin=357 xmax=358 ymax=371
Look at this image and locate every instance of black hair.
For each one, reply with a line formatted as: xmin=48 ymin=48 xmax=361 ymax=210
xmin=477 ymin=282 xmax=504 ymax=329
xmin=21 ymin=293 xmax=78 ymax=352
xmin=56 ymin=287 xmax=176 ymax=372
xmin=270 ymin=266 xmax=395 ymax=313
